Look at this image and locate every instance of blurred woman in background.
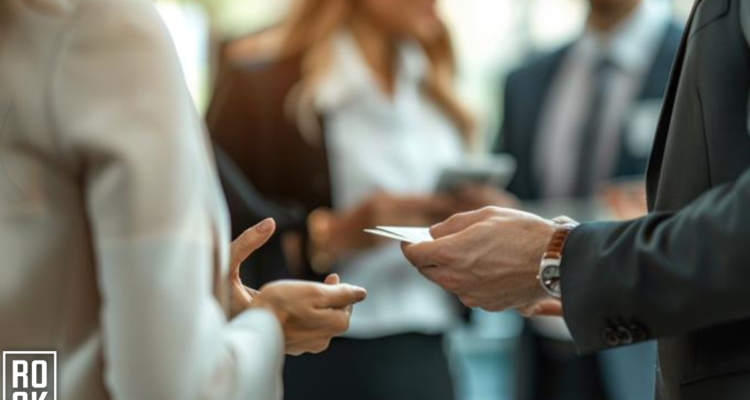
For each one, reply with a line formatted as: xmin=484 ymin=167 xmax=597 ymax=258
xmin=208 ymin=0 xmax=474 ymax=398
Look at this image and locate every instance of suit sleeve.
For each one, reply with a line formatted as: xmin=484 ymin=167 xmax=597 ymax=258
xmin=561 ymin=166 xmax=750 ymax=353
xmin=495 ymin=71 xmax=527 ymax=199
xmin=494 ymin=71 xmax=518 ymax=154
xmin=742 ymin=0 xmax=750 ymax=137
xmin=50 ymin=1 xmax=283 ymax=399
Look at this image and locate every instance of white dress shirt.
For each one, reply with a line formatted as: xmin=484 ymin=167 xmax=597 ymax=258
xmin=535 ymin=0 xmax=673 ymax=199
xmin=0 ymin=1 xmax=283 ymax=399
xmin=315 ymin=31 xmax=463 ymax=338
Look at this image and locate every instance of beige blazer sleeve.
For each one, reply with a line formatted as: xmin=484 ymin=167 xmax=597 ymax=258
xmin=48 ymin=1 xmax=283 ymax=399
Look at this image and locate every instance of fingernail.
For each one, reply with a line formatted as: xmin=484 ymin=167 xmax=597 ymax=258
xmin=256 ymin=218 xmax=273 ymax=233
xmin=326 ymin=274 xmax=340 ymax=285
xmin=354 ymin=287 xmax=367 ymax=302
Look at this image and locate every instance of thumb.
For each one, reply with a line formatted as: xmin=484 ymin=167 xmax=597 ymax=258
xmin=430 ymin=207 xmax=498 ymax=239
xmin=324 ymin=274 xmax=341 ymax=285
xmin=318 ymin=283 xmax=367 ymax=309
xmin=230 ymin=219 xmax=276 ymax=277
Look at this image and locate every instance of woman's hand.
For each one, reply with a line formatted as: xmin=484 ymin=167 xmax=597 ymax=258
xmin=251 ymin=276 xmax=367 ymax=355
xmin=229 ymin=218 xmax=276 ymax=318
xmin=228 ymin=218 xmax=367 ymax=355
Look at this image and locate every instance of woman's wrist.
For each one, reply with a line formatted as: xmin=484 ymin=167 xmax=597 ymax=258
xmin=249 ymin=292 xmax=289 ymax=327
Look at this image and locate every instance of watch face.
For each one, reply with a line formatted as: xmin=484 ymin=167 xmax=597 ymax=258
xmin=542 ymin=265 xmax=560 ymax=281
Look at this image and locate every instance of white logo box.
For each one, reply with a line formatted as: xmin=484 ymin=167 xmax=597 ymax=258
xmin=3 ymin=351 xmax=57 ymax=400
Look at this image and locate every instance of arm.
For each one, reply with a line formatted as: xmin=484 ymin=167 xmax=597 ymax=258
xmin=561 ymin=166 xmax=750 ymax=353
xmin=493 ymin=72 xmax=516 ymax=155
xmin=562 ymin=1 xmax=750 ymax=353
xmin=51 ymin=2 xmax=282 ymax=399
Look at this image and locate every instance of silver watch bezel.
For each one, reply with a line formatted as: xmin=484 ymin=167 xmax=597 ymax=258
xmin=538 ymin=258 xmax=562 ymax=298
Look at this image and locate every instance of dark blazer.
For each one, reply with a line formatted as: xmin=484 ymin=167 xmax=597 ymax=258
xmin=213 ymin=146 xmax=306 ymax=286
xmin=561 ymin=1 xmax=750 ymax=399
xmin=497 ymin=23 xmax=683 ymax=200
xmin=207 ymin=50 xmax=331 ymax=282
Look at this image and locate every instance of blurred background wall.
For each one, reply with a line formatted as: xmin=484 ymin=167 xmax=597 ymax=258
xmin=157 ymin=0 xmax=692 ymax=147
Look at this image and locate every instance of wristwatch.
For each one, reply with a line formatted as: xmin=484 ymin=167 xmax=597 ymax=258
xmin=538 ymin=218 xmax=579 ymax=298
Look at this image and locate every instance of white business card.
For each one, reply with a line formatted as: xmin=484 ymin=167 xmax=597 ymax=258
xmin=364 ymin=226 xmax=433 ymax=244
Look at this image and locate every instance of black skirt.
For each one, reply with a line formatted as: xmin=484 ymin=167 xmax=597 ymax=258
xmin=283 ymin=333 xmax=456 ymax=400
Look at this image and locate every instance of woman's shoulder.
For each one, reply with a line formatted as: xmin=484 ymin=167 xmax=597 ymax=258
xmin=218 ymin=28 xmax=303 ymax=84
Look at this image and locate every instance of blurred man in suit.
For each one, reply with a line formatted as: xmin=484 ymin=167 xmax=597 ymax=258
xmin=496 ymin=1 xmax=680 ymax=399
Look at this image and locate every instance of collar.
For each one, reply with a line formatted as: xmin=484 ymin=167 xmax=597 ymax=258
xmin=575 ymin=0 xmax=671 ymax=74
xmin=314 ymin=30 xmax=429 ymax=112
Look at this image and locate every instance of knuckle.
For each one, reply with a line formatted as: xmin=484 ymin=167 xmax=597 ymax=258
xmin=439 ymin=275 xmax=463 ymax=293
xmin=402 ymin=247 xmax=416 ymax=263
xmin=309 ymin=285 xmax=327 ymax=299
xmin=434 ymin=248 xmax=456 ymax=266
xmin=480 ymin=206 xmax=500 ymax=217
xmin=334 ymin=315 xmax=350 ymax=333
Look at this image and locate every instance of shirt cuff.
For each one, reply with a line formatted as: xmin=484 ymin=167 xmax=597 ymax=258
xmin=225 ymin=308 xmax=285 ymax=400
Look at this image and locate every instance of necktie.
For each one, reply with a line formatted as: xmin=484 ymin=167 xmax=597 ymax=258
xmin=572 ymin=57 xmax=614 ymax=197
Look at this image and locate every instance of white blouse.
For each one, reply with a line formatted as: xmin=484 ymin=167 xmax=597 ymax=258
xmin=315 ymin=31 xmax=465 ymax=338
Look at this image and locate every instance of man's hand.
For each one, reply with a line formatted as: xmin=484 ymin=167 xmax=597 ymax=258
xmin=252 ymin=278 xmax=367 ymax=355
xmin=401 ymin=206 xmax=557 ymax=312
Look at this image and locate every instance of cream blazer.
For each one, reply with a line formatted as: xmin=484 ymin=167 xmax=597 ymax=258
xmin=0 ymin=0 xmax=283 ymax=399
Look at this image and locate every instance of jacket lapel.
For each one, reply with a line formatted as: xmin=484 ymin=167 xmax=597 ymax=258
xmin=645 ymin=1 xmax=703 ymax=211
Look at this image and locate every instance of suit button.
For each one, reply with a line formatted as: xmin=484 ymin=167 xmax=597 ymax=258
xmin=601 ymin=327 xmax=620 ymax=347
xmin=629 ymin=323 xmax=649 ymax=342
xmin=617 ymin=326 xmax=634 ymax=345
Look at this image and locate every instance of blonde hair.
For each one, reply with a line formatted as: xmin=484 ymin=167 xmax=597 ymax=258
xmin=256 ymin=0 xmax=474 ymax=142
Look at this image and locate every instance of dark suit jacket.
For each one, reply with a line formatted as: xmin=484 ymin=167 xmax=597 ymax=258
xmin=207 ymin=50 xmax=332 ymax=283
xmin=561 ymin=1 xmax=750 ymax=399
xmin=497 ymin=23 xmax=683 ymax=200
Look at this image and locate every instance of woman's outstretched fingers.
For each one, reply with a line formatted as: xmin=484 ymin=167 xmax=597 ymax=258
xmin=230 ymin=218 xmax=276 ymax=277
xmin=319 ymin=284 xmax=367 ymax=309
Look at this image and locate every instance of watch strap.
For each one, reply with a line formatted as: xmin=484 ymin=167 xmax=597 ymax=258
xmin=543 ymin=222 xmax=578 ymax=260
